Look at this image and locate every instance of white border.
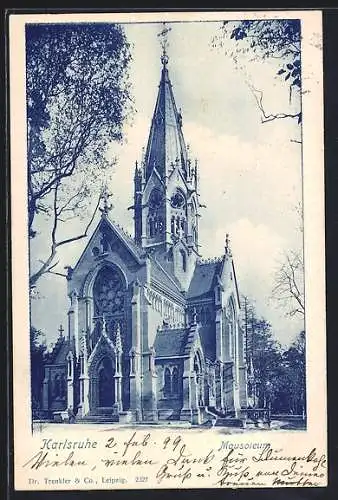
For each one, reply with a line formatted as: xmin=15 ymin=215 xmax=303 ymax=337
xmin=10 ymin=10 xmax=326 ymax=490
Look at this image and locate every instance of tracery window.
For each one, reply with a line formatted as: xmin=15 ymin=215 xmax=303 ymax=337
xmin=53 ymin=374 xmax=61 ymax=398
xmin=171 ymin=367 xmax=179 ymax=396
xmin=163 ymin=366 xmax=180 ymax=398
xmin=149 ymin=218 xmax=154 ymax=237
xmin=228 ymin=299 xmax=236 ymax=359
xmin=171 ymin=216 xmax=175 ymax=235
xmin=93 ymin=267 xmax=125 ymax=316
xmin=67 ymin=358 xmax=72 ymax=377
xmin=60 ymin=373 xmax=66 ymax=398
xmin=164 ymin=367 xmax=171 ymax=397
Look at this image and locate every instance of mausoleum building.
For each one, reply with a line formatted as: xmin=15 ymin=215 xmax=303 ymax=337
xmin=42 ymin=48 xmax=247 ymax=424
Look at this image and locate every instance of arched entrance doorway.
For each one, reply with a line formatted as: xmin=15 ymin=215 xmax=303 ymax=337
xmin=89 ymin=352 xmax=116 ymax=415
xmin=98 ymin=356 xmax=115 ymax=408
xmin=88 ymin=264 xmax=130 ymax=412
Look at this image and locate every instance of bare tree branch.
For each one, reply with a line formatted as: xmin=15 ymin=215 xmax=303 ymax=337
xmin=246 ymin=82 xmax=301 ymax=124
xmin=29 ymin=191 xmax=101 ymax=288
xmin=271 ymin=250 xmax=305 ymax=317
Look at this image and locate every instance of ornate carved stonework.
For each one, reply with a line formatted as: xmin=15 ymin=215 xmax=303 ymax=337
xmin=93 ymin=267 xmax=125 ymax=316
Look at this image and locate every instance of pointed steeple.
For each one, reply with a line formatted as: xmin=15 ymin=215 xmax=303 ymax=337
xmin=144 ymin=42 xmax=188 ymax=181
xmin=133 ymin=24 xmax=201 ymax=267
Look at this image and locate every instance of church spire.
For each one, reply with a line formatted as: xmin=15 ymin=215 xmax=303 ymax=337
xmin=144 ymin=23 xmax=188 ymax=182
xmin=133 ymin=24 xmax=201 ymax=262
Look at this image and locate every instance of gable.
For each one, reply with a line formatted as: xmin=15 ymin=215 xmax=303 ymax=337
xmin=70 ymin=216 xmax=145 ymax=281
xmin=88 ymin=331 xmax=116 ymax=368
xmin=167 ymin=164 xmax=188 ymax=195
xmin=143 ymin=168 xmax=165 ymax=200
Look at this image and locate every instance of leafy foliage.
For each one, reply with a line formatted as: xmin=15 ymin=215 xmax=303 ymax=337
xmin=273 ymin=331 xmax=306 ymax=414
xmin=242 ymin=297 xmax=306 ymax=414
xmin=213 ymin=19 xmax=301 ymax=123
xmin=30 ymin=326 xmax=47 ymax=412
xmin=26 ymin=23 xmax=133 ymax=286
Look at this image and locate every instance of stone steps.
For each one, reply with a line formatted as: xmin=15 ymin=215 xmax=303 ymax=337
xmin=214 ymin=417 xmax=244 ymax=428
xmin=78 ymin=415 xmax=120 ymax=423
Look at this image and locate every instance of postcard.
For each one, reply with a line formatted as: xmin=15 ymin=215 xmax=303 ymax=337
xmin=9 ymin=10 xmax=326 ymax=490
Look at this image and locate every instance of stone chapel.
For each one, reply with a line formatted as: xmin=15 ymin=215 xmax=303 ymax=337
xmin=41 ymin=42 xmax=248 ymax=424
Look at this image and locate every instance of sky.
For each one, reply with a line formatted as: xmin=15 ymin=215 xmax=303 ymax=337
xmin=30 ymin=20 xmax=304 ymax=348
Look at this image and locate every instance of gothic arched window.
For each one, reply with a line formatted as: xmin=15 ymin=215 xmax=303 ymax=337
xmin=53 ymin=374 xmax=60 ymax=398
xmin=149 ymin=218 xmax=154 ymax=237
xmin=176 ymin=216 xmax=180 ymax=234
xmin=171 ymin=216 xmax=175 ymax=235
xmin=98 ymin=356 xmax=114 ymax=407
xmin=158 ymin=216 xmax=164 ymax=233
xmin=172 ymin=367 xmax=179 ymax=396
xmin=193 ymin=226 xmax=197 ymax=243
xmin=93 ymin=266 xmax=125 ymax=317
xmin=164 ymin=367 xmax=171 ymax=397
xmin=228 ymin=299 xmax=236 ymax=359
xmin=180 ymin=250 xmax=187 ymax=272
xmin=67 ymin=358 xmax=72 ymax=377
xmin=180 ymin=218 xmax=185 ymax=236
xmin=60 ymin=373 xmax=66 ymax=398
xmin=194 ymin=352 xmax=202 ymax=375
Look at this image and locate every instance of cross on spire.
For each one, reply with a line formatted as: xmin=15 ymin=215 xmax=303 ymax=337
xmin=225 ymin=233 xmax=232 ymax=256
xmin=157 ymin=22 xmax=171 ymax=66
xmin=99 ymin=184 xmax=113 ymax=217
xmin=58 ymin=324 xmax=64 ymax=338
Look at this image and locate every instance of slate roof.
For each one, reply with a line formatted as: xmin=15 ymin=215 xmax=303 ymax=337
xmin=145 ymin=64 xmax=188 ymax=181
xmin=187 ymin=259 xmax=224 ymax=300
xmin=154 ymin=327 xmax=189 ymax=358
xmin=150 ymin=256 xmax=183 ymax=295
xmin=47 ymin=336 xmax=70 ymax=365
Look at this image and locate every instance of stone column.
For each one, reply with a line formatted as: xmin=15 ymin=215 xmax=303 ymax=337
xmin=215 ymin=308 xmax=223 ymax=361
xmin=113 ymin=327 xmax=123 ymax=415
xmin=77 ymin=336 xmax=90 ymax=417
xmin=66 ymin=352 xmax=74 ymax=410
xmin=68 ymin=290 xmax=79 ymax=358
xmin=180 ymin=371 xmax=192 ymax=420
xmin=42 ymin=367 xmax=50 ymax=412
xmin=224 ymin=361 xmax=235 ymax=412
xmin=233 ymin=321 xmax=241 ymax=416
xmin=180 ymin=357 xmax=197 ymax=422
xmin=142 ymin=347 xmax=158 ymax=421
xmin=129 ymin=281 xmax=142 ymax=420
xmin=215 ymin=360 xmax=225 ymax=411
xmin=190 ymin=371 xmax=201 ymax=424
xmin=85 ymin=297 xmax=93 ymax=339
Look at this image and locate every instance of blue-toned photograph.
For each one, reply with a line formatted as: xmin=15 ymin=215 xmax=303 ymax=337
xmin=28 ymin=20 xmax=306 ymax=432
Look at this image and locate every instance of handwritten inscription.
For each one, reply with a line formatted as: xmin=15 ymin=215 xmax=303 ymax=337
xmin=22 ymin=434 xmax=327 ymax=488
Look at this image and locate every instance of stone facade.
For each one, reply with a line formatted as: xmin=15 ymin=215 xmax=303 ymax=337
xmin=42 ymin=54 xmax=247 ymax=424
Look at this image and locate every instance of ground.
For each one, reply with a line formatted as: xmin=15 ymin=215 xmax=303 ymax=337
xmin=32 ymin=420 xmax=305 ymax=435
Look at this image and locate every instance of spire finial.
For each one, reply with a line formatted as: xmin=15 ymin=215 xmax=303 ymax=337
xmin=191 ymin=307 xmax=197 ymax=326
xmin=99 ymin=183 xmax=113 ymax=217
xmin=157 ymin=22 xmax=171 ymax=66
xmin=58 ymin=324 xmax=64 ymax=338
xmin=115 ymin=322 xmax=123 ymax=353
xmin=225 ymin=233 xmax=232 ymax=256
